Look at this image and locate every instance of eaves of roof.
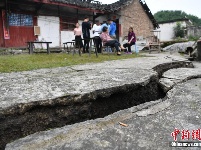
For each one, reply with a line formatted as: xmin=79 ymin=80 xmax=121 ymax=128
xmin=48 ymin=0 xmax=134 ymax=12
xmin=29 ymin=0 xmax=158 ymax=28
xmin=158 ymin=18 xmax=191 ymax=24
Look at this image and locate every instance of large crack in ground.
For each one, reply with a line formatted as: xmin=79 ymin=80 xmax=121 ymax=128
xmin=0 ymin=61 xmax=195 ymax=150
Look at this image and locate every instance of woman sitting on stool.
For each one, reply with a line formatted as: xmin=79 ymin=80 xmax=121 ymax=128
xmin=100 ymin=26 xmax=126 ymax=55
xmin=123 ymin=27 xmax=136 ymax=54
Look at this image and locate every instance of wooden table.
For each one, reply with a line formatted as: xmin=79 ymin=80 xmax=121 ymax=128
xmin=27 ymin=41 xmax=52 ymax=54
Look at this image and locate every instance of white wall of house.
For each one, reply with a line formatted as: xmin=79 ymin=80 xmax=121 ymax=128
xmin=157 ymin=21 xmax=187 ymax=42
xmin=60 ymin=20 xmax=83 ymax=47
xmin=96 ymin=16 xmax=107 ymax=24
xmin=61 ymin=20 xmax=95 ymax=46
xmin=61 ymin=31 xmax=74 ymax=45
xmin=157 ymin=23 xmax=174 ymax=42
xmin=37 ymin=16 xmax=60 ymax=47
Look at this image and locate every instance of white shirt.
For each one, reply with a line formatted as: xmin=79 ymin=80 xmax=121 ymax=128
xmin=92 ymin=24 xmax=102 ymax=37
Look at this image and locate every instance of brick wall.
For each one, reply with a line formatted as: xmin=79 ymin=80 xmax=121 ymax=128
xmin=120 ymin=0 xmax=154 ymax=40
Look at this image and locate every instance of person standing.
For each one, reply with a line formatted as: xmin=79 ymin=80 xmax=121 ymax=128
xmin=74 ymin=23 xmax=83 ymax=51
xmin=82 ymin=16 xmax=91 ymax=53
xmin=101 ymin=21 xmax=110 ymax=33
xmin=108 ymin=18 xmax=116 ymax=39
xmin=92 ymin=20 xmax=102 ymax=53
xmin=123 ymin=27 xmax=136 ymax=54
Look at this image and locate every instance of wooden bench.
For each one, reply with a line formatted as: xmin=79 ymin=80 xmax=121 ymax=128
xmin=72 ymin=38 xmax=98 ymax=57
xmin=149 ymin=43 xmax=161 ymax=53
xmin=27 ymin=41 xmax=52 ymax=54
xmin=146 ymin=30 xmax=161 ymax=53
xmin=63 ymin=42 xmax=75 ymax=54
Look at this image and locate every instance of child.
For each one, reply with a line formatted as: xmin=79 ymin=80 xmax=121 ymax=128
xmin=74 ymin=23 xmax=83 ymax=51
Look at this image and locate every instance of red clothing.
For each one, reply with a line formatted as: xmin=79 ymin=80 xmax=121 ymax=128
xmin=100 ymin=32 xmax=113 ymax=45
xmin=128 ymin=31 xmax=136 ymax=43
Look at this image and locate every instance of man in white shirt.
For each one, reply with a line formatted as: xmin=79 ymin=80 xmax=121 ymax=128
xmin=92 ymin=20 xmax=102 ymax=53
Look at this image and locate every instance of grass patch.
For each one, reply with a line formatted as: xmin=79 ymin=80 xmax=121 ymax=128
xmin=0 ymin=53 xmax=141 ymax=73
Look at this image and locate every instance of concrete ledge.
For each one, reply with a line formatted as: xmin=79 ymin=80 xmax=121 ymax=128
xmin=159 ymin=64 xmax=201 ymax=92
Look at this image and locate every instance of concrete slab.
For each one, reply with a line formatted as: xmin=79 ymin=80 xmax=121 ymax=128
xmin=159 ymin=61 xmax=201 ymax=92
xmin=5 ymin=78 xmax=201 ymax=150
xmin=1 ymin=52 xmax=201 ymax=150
xmin=0 ymin=53 xmax=188 ymax=111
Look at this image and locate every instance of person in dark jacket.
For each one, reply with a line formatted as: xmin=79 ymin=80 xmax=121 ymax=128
xmin=123 ymin=27 xmax=136 ymax=54
xmin=82 ymin=16 xmax=91 ymax=53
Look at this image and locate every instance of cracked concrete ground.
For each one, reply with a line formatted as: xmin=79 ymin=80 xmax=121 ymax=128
xmin=1 ymin=52 xmax=201 ymax=150
xmin=12 ymin=78 xmax=200 ymax=150
xmin=0 ymin=53 xmax=189 ymax=111
xmin=159 ymin=61 xmax=201 ymax=92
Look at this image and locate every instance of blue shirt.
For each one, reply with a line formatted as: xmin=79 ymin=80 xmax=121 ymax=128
xmin=101 ymin=23 xmax=110 ymax=32
xmin=109 ymin=22 xmax=116 ymax=36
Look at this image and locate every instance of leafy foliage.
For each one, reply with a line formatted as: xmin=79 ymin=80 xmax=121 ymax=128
xmin=154 ymin=10 xmax=201 ymax=26
xmin=188 ymin=35 xmax=200 ymax=41
xmin=173 ymin=22 xmax=185 ymax=38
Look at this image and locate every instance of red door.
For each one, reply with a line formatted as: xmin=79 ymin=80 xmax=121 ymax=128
xmin=5 ymin=26 xmax=35 ymax=47
xmin=4 ymin=13 xmax=37 ymax=48
xmin=0 ymin=11 xmax=5 ymax=47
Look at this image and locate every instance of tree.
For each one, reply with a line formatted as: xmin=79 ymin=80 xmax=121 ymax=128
xmin=154 ymin=10 xmax=201 ymax=26
xmin=187 ymin=14 xmax=201 ymax=26
xmin=173 ymin=22 xmax=185 ymax=38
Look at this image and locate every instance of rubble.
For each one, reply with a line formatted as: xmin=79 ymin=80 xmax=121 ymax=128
xmin=163 ymin=41 xmax=195 ymax=53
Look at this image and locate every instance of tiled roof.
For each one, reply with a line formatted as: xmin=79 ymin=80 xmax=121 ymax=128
xmin=50 ymin=0 xmax=133 ymax=12
xmin=50 ymin=0 xmax=159 ymax=29
xmin=157 ymin=18 xmax=191 ymax=24
xmin=139 ymin=0 xmax=159 ymax=29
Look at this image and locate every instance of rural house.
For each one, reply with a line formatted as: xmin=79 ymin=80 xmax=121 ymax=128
xmin=156 ymin=18 xmax=192 ymax=42
xmin=187 ymin=25 xmax=201 ymax=38
xmin=0 ymin=0 xmax=158 ymax=48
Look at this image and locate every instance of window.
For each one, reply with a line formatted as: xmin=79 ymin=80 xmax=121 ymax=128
xmin=9 ymin=13 xmax=33 ymax=26
xmin=60 ymin=17 xmax=77 ymax=31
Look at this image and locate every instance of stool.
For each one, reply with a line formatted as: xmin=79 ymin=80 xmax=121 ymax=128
xmin=131 ymin=44 xmax=139 ymax=54
xmin=72 ymin=38 xmax=98 ymax=57
xmin=102 ymin=45 xmax=115 ymax=54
